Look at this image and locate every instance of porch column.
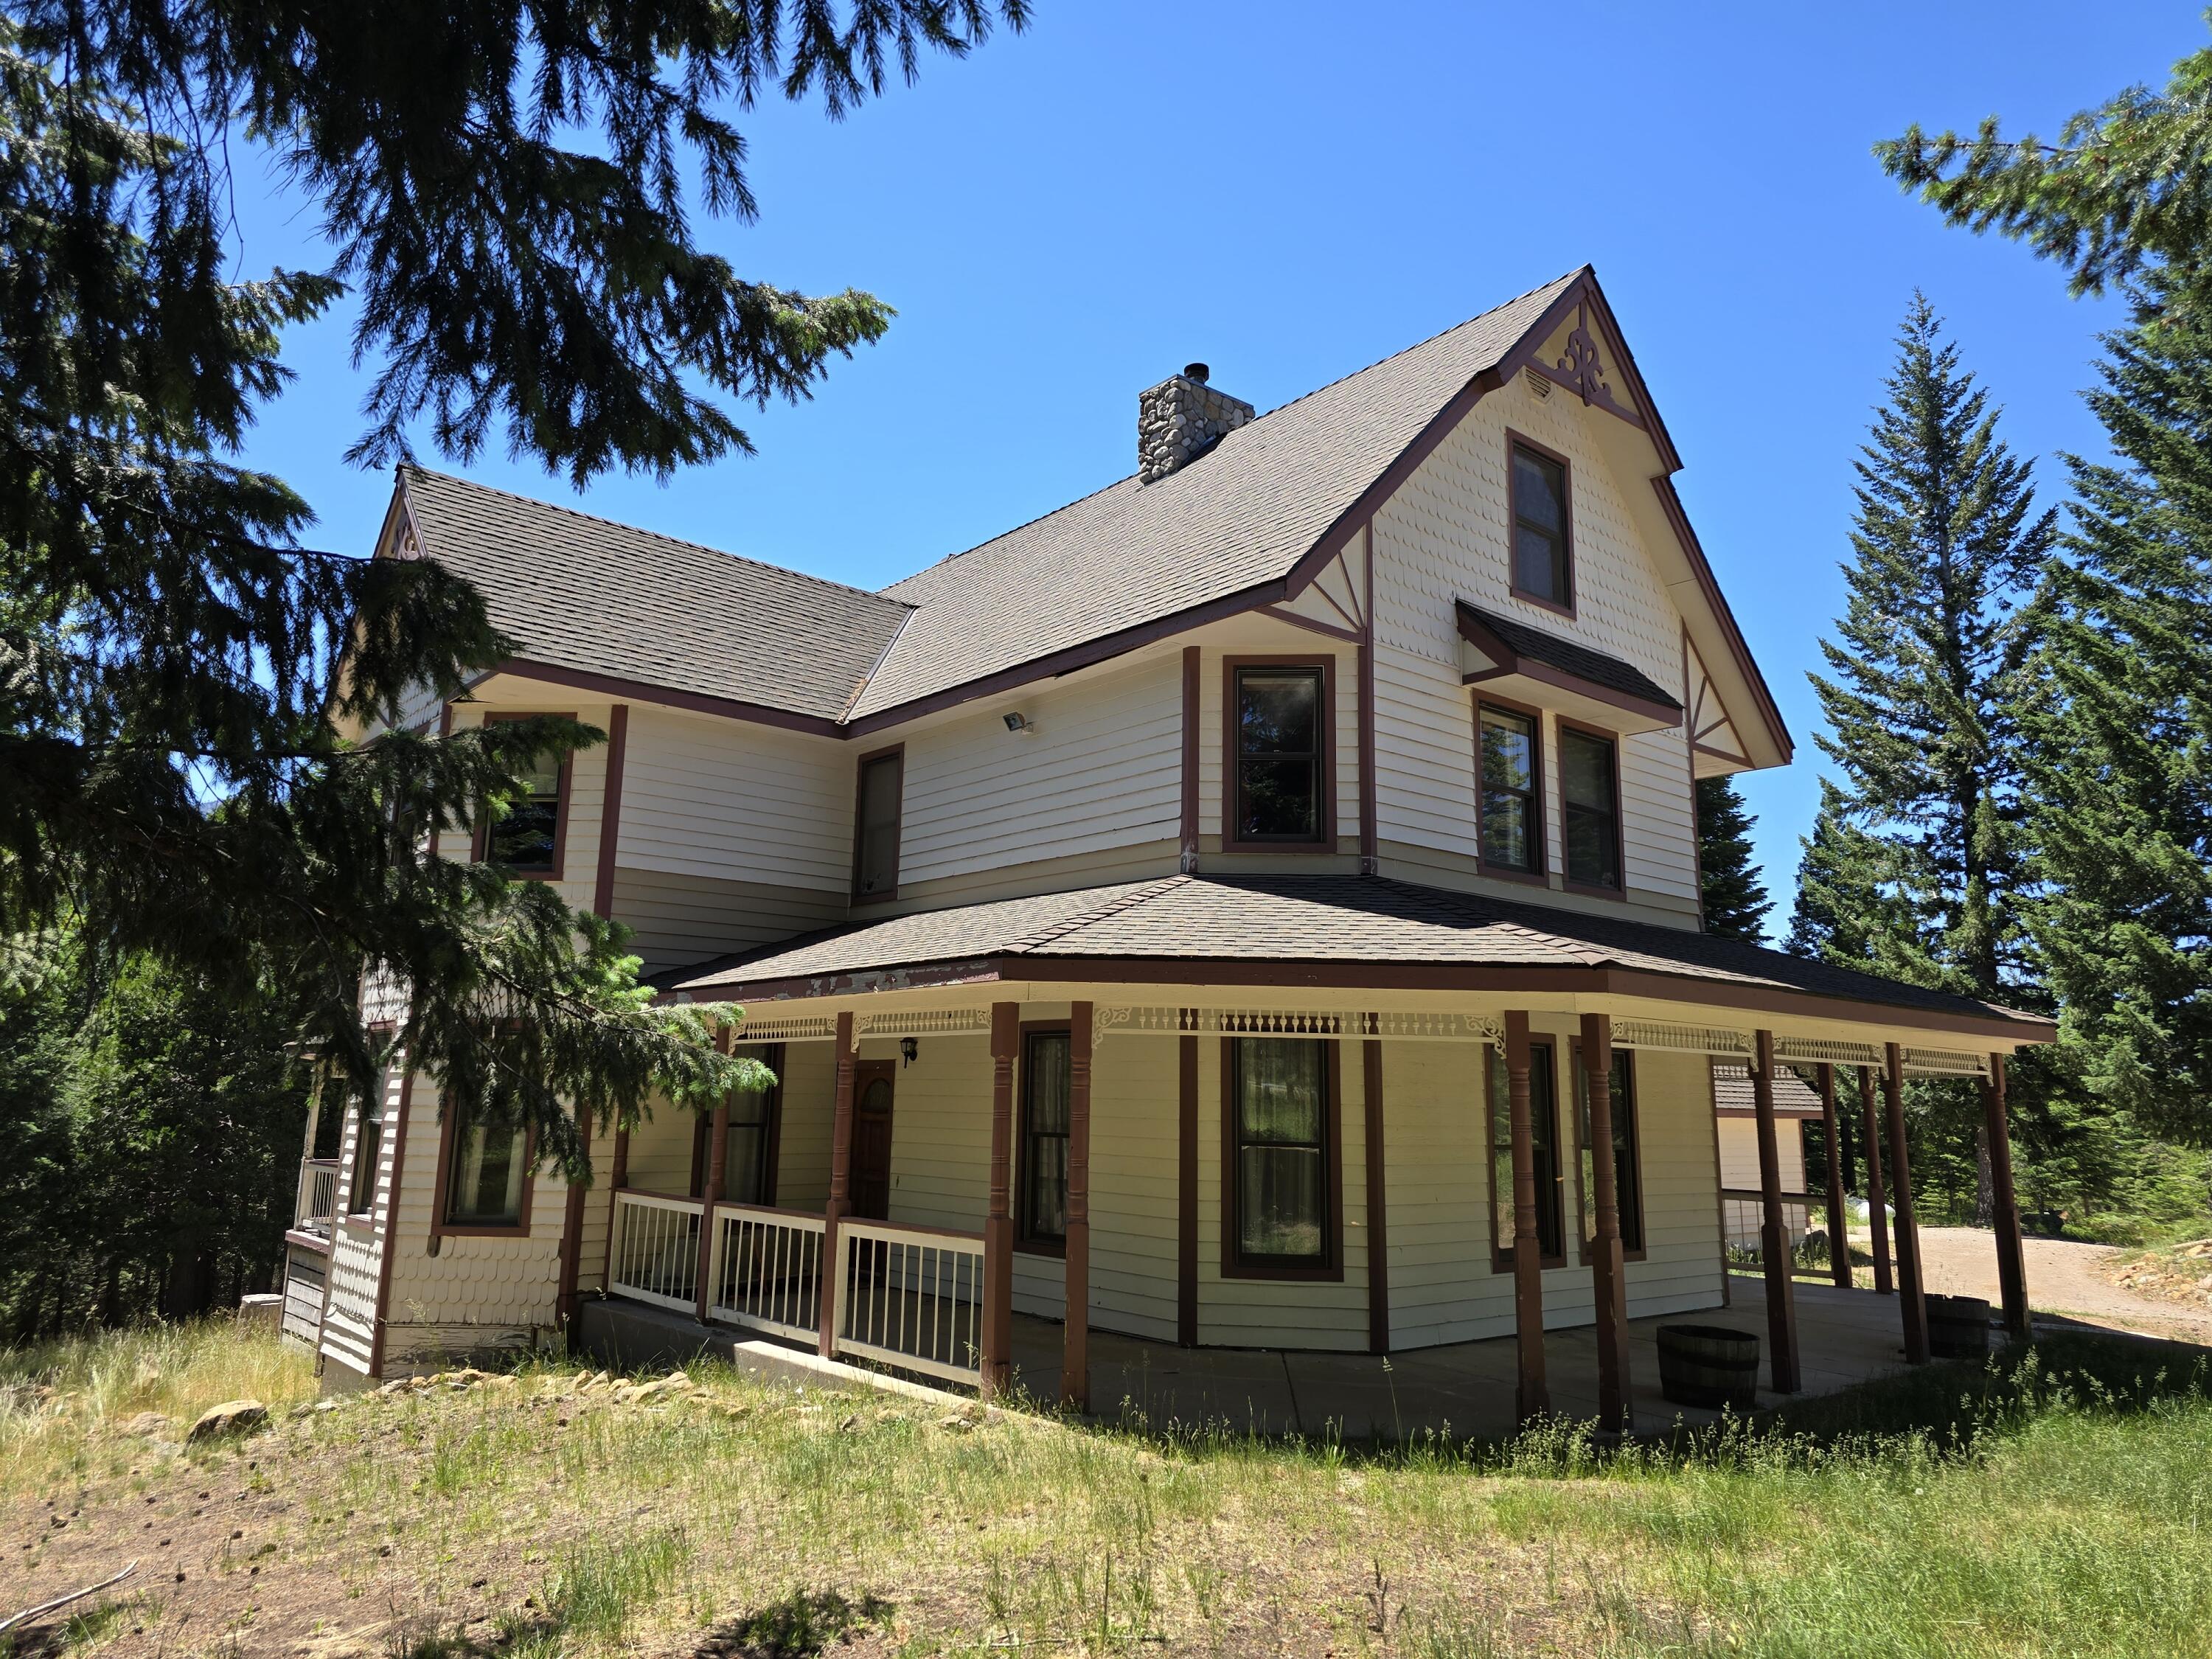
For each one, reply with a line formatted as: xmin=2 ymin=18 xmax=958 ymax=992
xmin=818 ymin=1011 xmax=857 ymax=1358
xmin=1579 ymin=1013 xmax=1630 ymax=1430
xmin=1818 ymin=1064 xmax=1851 ymax=1290
xmin=695 ymin=1096 xmax=729 ymax=1325
xmin=1750 ymin=1030 xmax=1801 ymax=1393
xmin=1503 ymin=1012 xmax=1548 ymax=1422
xmin=1883 ymin=1042 xmax=1930 ymax=1364
xmin=1983 ymin=1054 xmax=2031 ymax=1338
xmin=981 ymin=1001 xmax=1018 ymax=1399
xmin=1062 ymin=1001 xmax=1093 ymax=1411
xmin=1857 ymin=1064 xmax=1893 ymax=1295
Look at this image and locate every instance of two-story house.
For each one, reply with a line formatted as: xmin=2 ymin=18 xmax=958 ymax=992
xmin=282 ymin=268 xmax=2049 ymax=1427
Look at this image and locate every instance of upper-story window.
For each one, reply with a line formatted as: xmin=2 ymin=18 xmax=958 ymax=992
xmin=852 ymin=746 xmax=904 ymax=902
xmin=1559 ymin=726 xmax=1621 ymax=891
xmin=1509 ymin=438 xmax=1572 ymax=611
xmin=1478 ymin=704 xmax=1542 ymax=875
xmin=1229 ymin=661 xmax=1329 ymax=847
xmin=476 ymin=713 xmax=570 ymax=877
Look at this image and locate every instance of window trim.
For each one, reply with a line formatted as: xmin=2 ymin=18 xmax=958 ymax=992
xmin=1570 ymin=1040 xmax=1646 ymax=1266
xmin=1473 ymin=695 xmax=1549 ymax=886
xmin=430 ymin=1100 xmax=537 ymax=1239
xmin=345 ymin=1088 xmax=383 ymax=1219
xmin=1015 ymin=1020 xmax=1073 ymax=1258
xmin=687 ymin=1042 xmax=785 ymax=1208
xmin=1555 ymin=715 xmax=1627 ymax=899
xmin=1506 ymin=431 xmax=1575 ymax=618
xmin=1221 ymin=655 xmax=1337 ymax=852
xmin=1218 ymin=1036 xmax=1345 ymax=1281
xmin=849 ymin=743 xmax=905 ymax=905
xmin=470 ymin=710 xmax=575 ymax=882
xmin=1484 ymin=1040 xmax=1568 ymax=1272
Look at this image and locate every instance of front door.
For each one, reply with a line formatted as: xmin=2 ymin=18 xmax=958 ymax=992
xmin=849 ymin=1062 xmax=896 ymax=1221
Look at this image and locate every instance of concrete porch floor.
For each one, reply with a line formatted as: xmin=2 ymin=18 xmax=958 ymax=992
xmin=1009 ymin=1276 xmax=1934 ymax=1440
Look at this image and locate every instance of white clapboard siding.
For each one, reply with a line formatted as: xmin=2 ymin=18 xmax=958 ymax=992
xmin=1717 ymin=1114 xmax=1806 ymax=1194
xmin=1619 ymin=1048 xmax=1730 ymax=1318
xmin=899 ymin=658 xmax=1182 ymax=886
xmin=318 ymin=1063 xmax=408 ymax=1377
xmin=616 ymin=706 xmax=855 ymax=892
xmin=1368 ymin=372 xmax=1700 ymax=910
xmin=772 ymin=1043 xmax=837 ymax=1211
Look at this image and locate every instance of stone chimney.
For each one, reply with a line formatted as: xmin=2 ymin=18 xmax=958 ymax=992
xmin=1137 ymin=363 xmax=1254 ymax=483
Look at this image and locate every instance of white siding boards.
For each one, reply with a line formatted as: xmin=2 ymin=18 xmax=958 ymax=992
xmin=1367 ymin=372 xmax=1701 ymax=925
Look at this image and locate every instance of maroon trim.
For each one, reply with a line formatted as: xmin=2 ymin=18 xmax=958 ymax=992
xmin=1651 ymin=479 xmax=1793 ymax=762
xmin=1554 ymin=714 xmax=1630 ymax=902
xmin=1568 ymin=1040 xmax=1646 ymax=1266
xmin=1218 ymin=1036 xmax=1346 ymax=1282
xmin=490 ymin=658 xmax=844 ymax=738
xmin=1222 ymin=655 xmax=1338 ymax=852
xmin=849 ymin=743 xmax=905 ymax=905
xmin=1180 ymin=647 xmax=1200 ymax=873
xmin=471 ymin=709 xmax=575 ymax=882
xmin=1258 ymin=603 xmax=1365 ymax=645
xmin=1473 ymin=695 xmax=1549 ymax=884
xmin=1505 ymin=431 xmax=1576 ymax=619
xmin=592 ymin=703 xmax=630 ymax=919
xmin=1357 ymin=526 xmax=1379 ymax=874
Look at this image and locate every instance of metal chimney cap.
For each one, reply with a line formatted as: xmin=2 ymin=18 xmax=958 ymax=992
xmin=1183 ymin=362 xmax=1210 ymax=383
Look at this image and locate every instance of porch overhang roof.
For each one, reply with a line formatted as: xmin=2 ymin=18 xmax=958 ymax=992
xmin=658 ymin=875 xmax=2054 ymax=1048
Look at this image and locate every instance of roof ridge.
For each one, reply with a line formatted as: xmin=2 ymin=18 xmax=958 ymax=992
xmin=397 ymin=464 xmax=915 ymax=612
xmin=877 ymin=268 xmax=1587 ymax=594
xmin=1007 ymin=876 xmax=1192 ymax=953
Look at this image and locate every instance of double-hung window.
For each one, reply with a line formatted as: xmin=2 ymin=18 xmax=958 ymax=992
xmin=1230 ymin=664 xmax=1326 ymax=845
xmin=1510 ymin=439 xmax=1572 ymax=609
xmin=852 ymin=748 xmax=903 ymax=901
xmin=1227 ymin=1038 xmax=1332 ymax=1271
xmin=1019 ymin=1029 xmax=1072 ymax=1249
xmin=1478 ymin=706 xmax=1541 ymax=874
xmin=1559 ymin=726 xmax=1621 ymax=890
xmin=1574 ymin=1046 xmax=1644 ymax=1256
xmin=476 ymin=713 xmax=570 ymax=877
xmin=1488 ymin=1042 xmax=1564 ymax=1264
xmin=443 ymin=1102 xmax=528 ymax=1228
xmin=723 ymin=1046 xmax=782 ymax=1206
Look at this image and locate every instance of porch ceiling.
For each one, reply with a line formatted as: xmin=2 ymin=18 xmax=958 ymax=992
xmin=660 ymin=874 xmax=2051 ymax=1055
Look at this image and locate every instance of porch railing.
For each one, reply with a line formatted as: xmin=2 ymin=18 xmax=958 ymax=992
xmin=830 ymin=1218 xmax=987 ymax=1387
xmin=709 ymin=1203 xmax=827 ymax=1343
xmin=293 ymin=1158 xmax=341 ymax=1235
xmin=609 ymin=1190 xmax=703 ymax=1312
xmin=1722 ymin=1188 xmax=1817 ymax=1261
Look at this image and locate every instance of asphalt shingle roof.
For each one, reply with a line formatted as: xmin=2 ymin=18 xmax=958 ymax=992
xmin=1457 ymin=601 xmax=1683 ymax=712
xmin=400 ymin=467 xmax=913 ymax=724
xmin=664 ymin=874 xmax=2049 ymax=1034
xmin=1711 ymin=1065 xmax=1824 ymax=1116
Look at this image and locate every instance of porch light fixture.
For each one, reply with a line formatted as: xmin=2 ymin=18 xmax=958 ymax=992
xmin=900 ymin=1037 xmax=919 ymax=1066
xmin=1002 ymin=711 xmax=1034 ymax=734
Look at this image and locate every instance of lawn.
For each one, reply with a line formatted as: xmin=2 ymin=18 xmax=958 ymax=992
xmin=1 ymin=1323 xmax=2208 ymax=1658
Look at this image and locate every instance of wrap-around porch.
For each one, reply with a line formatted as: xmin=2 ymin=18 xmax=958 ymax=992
xmin=594 ymin=992 xmax=2038 ymax=1433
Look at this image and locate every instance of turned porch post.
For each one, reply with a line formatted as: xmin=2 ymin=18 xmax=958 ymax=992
xmin=1062 ymin=1001 xmax=1093 ymax=1411
xmin=818 ymin=1011 xmax=858 ymax=1357
xmin=1504 ymin=1011 xmax=1548 ymax=1422
xmin=1983 ymin=1053 xmax=2031 ymax=1338
xmin=1818 ymin=1064 xmax=1851 ymax=1290
xmin=1750 ymin=1030 xmax=1801 ymax=1392
xmin=1884 ymin=1042 xmax=1929 ymax=1363
xmin=1857 ymin=1064 xmax=1893 ymax=1295
xmin=1580 ymin=1013 xmax=1630 ymax=1430
xmin=695 ymin=1099 xmax=730 ymax=1326
xmin=981 ymin=1002 xmax=1018 ymax=1399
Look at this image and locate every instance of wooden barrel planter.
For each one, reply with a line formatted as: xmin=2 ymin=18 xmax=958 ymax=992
xmin=1927 ymin=1294 xmax=1992 ymax=1358
xmin=1655 ymin=1324 xmax=1760 ymax=1411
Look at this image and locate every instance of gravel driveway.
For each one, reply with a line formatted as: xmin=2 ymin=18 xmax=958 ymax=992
xmin=1914 ymin=1225 xmax=2212 ymax=1346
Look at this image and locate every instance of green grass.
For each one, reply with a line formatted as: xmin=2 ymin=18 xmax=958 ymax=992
xmin=1 ymin=1324 xmax=2209 ymax=1655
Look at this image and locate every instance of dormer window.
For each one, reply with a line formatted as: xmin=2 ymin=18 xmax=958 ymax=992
xmin=1226 ymin=661 xmax=1332 ymax=848
xmin=1509 ymin=437 xmax=1572 ymax=613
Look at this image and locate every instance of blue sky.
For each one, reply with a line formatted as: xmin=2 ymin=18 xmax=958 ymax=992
xmin=229 ymin=1 xmax=2200 ymax=931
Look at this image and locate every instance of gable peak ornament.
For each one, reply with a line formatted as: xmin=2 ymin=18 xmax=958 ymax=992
xmin=1555 ymin=324 xmax=1612 ymax=406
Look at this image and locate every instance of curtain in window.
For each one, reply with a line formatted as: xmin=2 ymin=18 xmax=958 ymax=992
xmin=1235 ymin=1038 xmax=1327 ymax=1262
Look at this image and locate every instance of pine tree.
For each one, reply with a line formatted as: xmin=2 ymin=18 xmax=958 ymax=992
xmin=2020 ymin=291 xmax=2212 ymax=1144
xmin=0 ymin=6 xmax=1024 ymax=1170
xmin=1694 ymin=775 xmax=1772 ymax=939
xmin=1798 ymin=296 xmax=2056 ymax=1219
